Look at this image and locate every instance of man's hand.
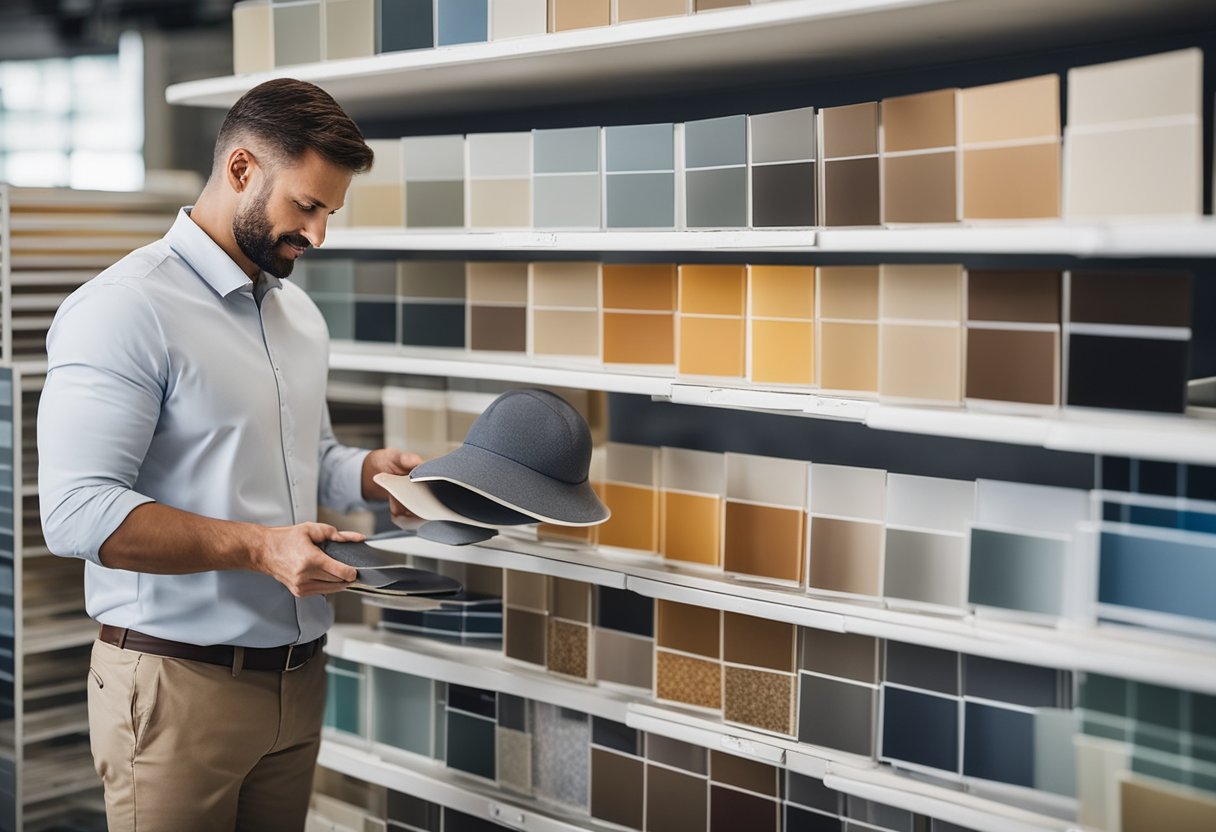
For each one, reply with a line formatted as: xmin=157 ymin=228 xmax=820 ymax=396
xmin=253 ymin=522 xmax=364 ymax=597
xmin=362 ymin=448 xmax=423 ymax=522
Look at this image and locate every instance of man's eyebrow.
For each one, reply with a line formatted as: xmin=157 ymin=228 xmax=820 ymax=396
xmin=299 ymin=195 xmax=329 ymax=209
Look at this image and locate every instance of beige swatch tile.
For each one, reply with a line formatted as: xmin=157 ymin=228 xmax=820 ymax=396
xmin=964 ymin=143 xmax=1061 ymax=220
xmin=961 ymin=75 xmax=1059 ymax=143
xmin=879 ymin=324 xmax=962 ymax=403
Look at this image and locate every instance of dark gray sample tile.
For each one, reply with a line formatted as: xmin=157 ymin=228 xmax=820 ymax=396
xmin=752 ymin=161 xmax=816 ymax=227
xmin=968 ymin=528 xmax=1066 ymax=616
xmin=885 ymin=641 xmax=959 ymax=695
xmin=354 ymin=260 xmax=397 ymax=296
xmin=785 ymin=805 xmax=843 ymax=832
xmin=605 ymin=123 xmax=675 ymax=172
xmin=786 ymin=770 xmax=841 ymax=814
xmin=354 ymin=301 xmax=396 ymax=342
xmin=533 ymin=126 xmax=600 ymax=174
xmin=685 ymin=167 xmax=747 ymax=228
xmin=379 ymin=0 xmax=434 ymax=52
xmin=963 ymin=656 xmax=1062 ymax=708
xmin=881 ymin=686 xmax=959 ymax=772
xmin=401 ymin=302 xmax=465 ymax=348
xmin=685 ymin=114 xmax=747 ymax=168
xmin=388 ymin=790 xmax=441 ymax=830
xmin=824 ymin=157 xmax=881 ymax=227
xmin=607 ymin=172 xmax=676 ymax=228
xmin=442 ymin=807 xmax=503 ymax=832
xmin=1067 ymin=334 xmax=1188 ymax=414
xmin=498 ymin=693 xmax=528 ymax=731
xmin=798 ymin=673 xmax=875 ymax=756
xmin=446 ymin=711 xmax=496 ymax=779
xmin=750 ymin=108 xmax=816 ymax=164
xmin=448 ymin=683 xmax=496 ymax=718
xmin=963 ymin=702 xmax=1034 ymax=787
xmin=592 ymin=717 xmax=641 ymax=755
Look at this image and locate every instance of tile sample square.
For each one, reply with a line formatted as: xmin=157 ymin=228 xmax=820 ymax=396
xmin=324 ymin=0 xmax=375 ymax=59
xmin=528 ymin=261 xmax=600 ymax=358
xmin=467 ymin=262 xmax=528 ymax=352
xmin=965 ymin=269 xmax=1061 ymax=407
xmin=378 ymin=0 xmax=434 ymax=52
xmin=605 ymin=123 xmax=676 ymax=228
xmin=963 ymin=701 xmax=1035 ymax=787
xmin=273 ymin=1 xmax=321 ymax=67
xmin=602 ymin=264 xmax=676 ymax=366
xmin=749 ymin=265 xmax=814 ymax=386
xmin=807 ymin=464 xmax=887 ymax=596
xmin=598 ymin=442 xmax=659 ymax=552
xmin=884 ymin=474 xmax=974 ymax=609
xmin=881 ymin=88 xmax=960 ymax=224
xmin=678 ymin=264 xmax=746 ymax=378
xmin=491 ymin=0 xmax=547 ymax=38
xmin=817 ymin=266 xmax=879 ymax=394
xmin=750 ymin=107 xmax=816 ymax=227
xmin=398 ymin=260 xmax=466 ymax=347
xmin=532 ymin=703 xmax=591 ymax=809
xmin=1065 ymin=49 xmax=1202 ymax=218
xmin=550 ymin=0 xmax=610 ymax=30
xmin=533 ymin=126 xmax=601 ymax=228
xmin=403 ymin=135 xmax=466 ymax=227
xmin=646 ymin=764 xmax=708 ymax=832
xmin=960 ymin=75 xmax=1060 ymax=219
xmin=591 ymin=747 xmax=644 ymax=829
xmin=660 ymin=447 xmax=725 ymax=568
xmin=616 ymin=0 xmax=688 ymax=21
xmin=346 ymin=138 xmax=404 ymax=227
xmin=595 ymin=628 xmax=653 ymax=690
xmin=437 ymin=0 xmax=488 ymax=45
xmin=446 ymin=710 xmax=496 ymax=779
xmin=881 ymin=686 xmax=960 ymax=773
xmin=684 ymin=115 xmax=748 ymax=228
xmin=233 ymin=1 xmax=274 ymax=73
xmin=468 ymin=133 xmax=532 ymax=228
xmin=879 ymin=264 xmax=964 ymax=404
xmin=723 ymin=452 xmax=808 ymax=584
xmin=371 ymin=667 xmax=434 ymax=756
xmin=497 ymin=726 xmax=533 ymax=794
xmin=656 ymin=650 xmax=723 ymax=711
xmin=821 ymin=102 xmax=881 ymax=226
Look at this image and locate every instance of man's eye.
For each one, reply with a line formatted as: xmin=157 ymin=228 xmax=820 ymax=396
xmin=296 ymin=202 xmax=315 ymax=211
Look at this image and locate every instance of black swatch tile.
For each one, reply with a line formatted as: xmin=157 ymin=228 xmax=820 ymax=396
xmin=442 ymin=807 xmax=503 ymax=832
xmin=710 ymin=784 xmax=779 ymax=832
xmin=885 ymin=642 xmax=959 ymax=695
xmin=1080 ymin=673 xmax=1129 ymax=717
xmin=963 ymin=702 xmax=1034 ymax=787
xmin=354 ymin=301 xmax=396 ymax=343
xmin=387 ymin=790 xmax=441 ymax=830
xmin=447 ymin=684 xmax=496 ymax=719
xmin=1136 ymin=460 xmax=1181 ymax=497
xmin=596 ymin=587 xmax=654 ymax=637
xmin=784 ymin=805 xmax=843 ymax=832
xmin=445 ymin=712 xmax=496 ymax=780
xmin=592 ymin=717 xmax=640 ymax=756
xmin=1067 ymin=334 xmax=1189 ymax=414
xmin=401 ymin=302 xmax=465 ymax=348
xmin=1069 ymin=271 xmax=1191 ymax=328
xmin=1188 ymin=465 xmax=1216 ymax=502
xmin=497 ymin=693 xmax=527 ymax=731
xmin=1101 ymin=457 xmax=1132 ymax=492
xmin=786 ymin=771 xmax=841 ymax=814
xmin=963 ymin=656 xmax=1063 ymax=708
xmin=882 ymin=687 xmax=959 ymax=772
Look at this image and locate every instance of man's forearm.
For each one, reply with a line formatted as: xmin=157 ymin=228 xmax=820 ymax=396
xmin=98 ymin=502 xmax=263 ymax=574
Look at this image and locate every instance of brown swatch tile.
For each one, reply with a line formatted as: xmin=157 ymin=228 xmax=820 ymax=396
xmin=808 ymin=517 xmax=884 ymax=596
xmin=467 ymin=262 xmax=528 ymax=303
xmin=966 ymin=329 xmax=1058 ymax=406
xmin=551 ymin=0 xmax=610 ymax=31
xmin=657 ymin=600 xmax=720 ymax=658
xmin=603 ymin=312 xmax=675 ymax=364
xmin=879 ymin=324 xmax=962 ymax=403
xmin=710 ymin=750 xmax=780 ymax=796
xmin=470 ymin=305 xmax=527 ymax=352
xmin=647 ymin=735 xmax=708 ymax=774
xmin=963 ymin=143 xmax=1060 ymax=220
xmin=751 ymin=320 xmax=814 ymax=385
xmin=819 ymin=266 xmax=880 ymax=319
xmin=602 ymin=264 xmax=677 ymax=310
xmin=656 ymin=650 xmax=722 ymax=710
xmin=1069 ymin=271 xmax=1191 ymax=328
xmin=967 ymin=270 xmax=1061 ymax=323
xmin=595 ymin=630 xmax=654 ymax=690
xmin=646 ymin=765 xmax=708 ymax=832
xmin=883 ymin=151 xmax=958 ymax=223
xmin=661 ymin=491 xmax=721 ymax=567
xmin=824 ymin=157 xmax=881 ymax=227
xmin=506 ymin=570 xmax=549 ymax=611
xmin=617 ymin=0 xmax=687 ymax=21
xmin=722 ymin=613 xmax=794 ymax=671
xmin=697 ymin=0 xmax=749 ymax=9
xmin=680 ymin=264 xmax=746 ymax=315
xmin=799 ymin=628 xmax=880 ymax=683
xmin=591 ymin=749 xmax=644 ymax=829
xmin=723 ymin=502 xmax=805 ymax=583
xmin=599 ymin=482 xmax=658 ymax=552
xmin=822 ymin=102 xmax=879 ymax=158
xmin=710 ymin=785 xmax=779 ymax=832
xmin=538 ymin=523 xmax=597 ymax=545
xmin=679 ymin=316 xmax=745 ymax=377
xmin=961 ymin=75 xmax=1059 ymax=143
xmin=819 ymin=323 xmax=879 ymax=393
xmin=1121 ymin=778 xmax=1216 ymax=832
xmin=547 ymin=618 xmax=590 ymax=679
xmin=551 ymin=578 xmax=590 ymax=622
xmin=505 ymin=608 xmax=546 ymax=666
xmin=882 ymin=89 xmax=958 ymax=152
xmin=723 ymin=666 xmax=794 ymax=735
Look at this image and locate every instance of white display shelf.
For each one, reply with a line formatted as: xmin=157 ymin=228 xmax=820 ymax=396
xmin=165 ymin=0 xmax=1211 ymax=119
xmin=318 ymin=739 xmax=616 ymax=832
xmin=368 ymin=534 xmax=1216 ymax=694
xmin=330 ymin=344 xmax=1216 ymax=464
xmin=315 ymin=220 xmax=1216 ymax=256
xmin=326 ymin=625 xmax=635 ymax=723
xmin=22 ymin=618 xmax=96 ymax=655
xmin=0 ymin=703 xmax=90 ymax=746
xmin=8 ymin=214 xmax=173 ymax=234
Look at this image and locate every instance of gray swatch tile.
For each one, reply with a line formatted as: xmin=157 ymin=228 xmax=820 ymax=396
xmin=304 ymin=259 xmax=354 ymax=293
xmin=533 ymin=127 xmax=600 ymax=173
xmin=885 ymin=642 xmax=958 ymax=695
xmin=437 ymin=0 xmax=488 ymax=45
xmin=685 ymin=115 xmax=747 ymax=168
xmin=751 ymin=161 xmax=816 ymax=227
xmin=399 ymin=260 xmax=467 ymax=299
xmin=1035 ymin=708 xmax=1079 ymax=796
xmin=371 ymin=668 xmax=433 ymax=756
xmin=963 ymin=655 xmax=1063 ymax=708
xmin=883 ymin=528 xmax=966 ymax=608
xmin=607 ymin=173 xmax=676 ymax=228
xmin=273 ymin=2 xmax=321 ymax=67
xmin=354 ymin=260 xmax=397 ymax=296
xmin=786 ymin=770 xmax=841 ymax=814
xmin=605 ymin=123 xmax=675 ymax=172
xmin=388 ymin=790 xmax=442 ymax=830
xmin=532 ymin=703 xmax=590 ymax=809
xmin=314 ymin=298 xmax=354 ymax=340
xmin=797 ymin=673 xmax=875 ymax=756
xmin=407 ymin=181 xmax=465 ymax=227
xmin=968 ymin=529 xmax=1066 ymax=616
xmin=401 ymin=302 xmax=465 ymax=347
xmin=685 ymin=167 xmax=747 ymax=228
xmin=533 ymin=174 xmax=600 ymax=228
xmin=379 ymin=0 xmax=434 ymax=52
xmin=750 ymin=108 xmax=816 ymax=164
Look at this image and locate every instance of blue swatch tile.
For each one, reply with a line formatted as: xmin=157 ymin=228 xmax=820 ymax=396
xmin=963 ymin=702 xmax=1034 ymax=787
xmin=881 ymin=687 xmax=959 ymax=772
xmin=1099 ymin=530 xmax=1216 ymax=622
xmin=437 ymin=0 xmax=488 ymax=45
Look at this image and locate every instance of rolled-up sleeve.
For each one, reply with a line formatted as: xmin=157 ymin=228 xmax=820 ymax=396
xmin=38 ymin=283 xmax=166 ymax=563
xmin=316 ymin=401 xmax=373 ymax=515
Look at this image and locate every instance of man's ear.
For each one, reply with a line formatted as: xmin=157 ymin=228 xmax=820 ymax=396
xmin=226 ymin=148 xmax=257 ymax=193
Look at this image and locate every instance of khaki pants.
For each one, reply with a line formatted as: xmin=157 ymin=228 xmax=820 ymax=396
xmin=88 ymin=638 xmax=327 ymax=832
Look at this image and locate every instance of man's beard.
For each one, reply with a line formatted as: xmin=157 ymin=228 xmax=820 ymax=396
xmin=232 ymin=186 xmax=309 ymax=279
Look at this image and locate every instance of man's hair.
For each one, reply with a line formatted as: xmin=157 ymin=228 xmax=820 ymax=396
xmin=213 ymin=78 xmax=374 ymax=174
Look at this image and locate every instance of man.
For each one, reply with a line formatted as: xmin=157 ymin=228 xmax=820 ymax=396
xmin=38 ymin=78 xmax=414 ymax=830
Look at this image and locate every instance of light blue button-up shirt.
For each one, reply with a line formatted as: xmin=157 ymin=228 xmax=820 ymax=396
xmin=38 ymin=208 xmax=371 ymax=648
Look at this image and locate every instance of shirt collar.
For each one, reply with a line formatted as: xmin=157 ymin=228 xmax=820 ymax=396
xmin=167 ymin=207 xmax=272 ymax=299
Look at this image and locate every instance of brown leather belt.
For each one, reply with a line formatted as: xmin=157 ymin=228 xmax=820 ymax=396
xmin=98 ymin=625 xmax=325 ymax=672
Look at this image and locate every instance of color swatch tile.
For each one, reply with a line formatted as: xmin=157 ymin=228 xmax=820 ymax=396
xmin=504 ymin=569 xmax=548 ymax=667
xmin=684 ymin=115 xmax=748 ymax=228
xmin=324 ymin=657 xmax=365 ymax=736
xmin=883 ymin=474 xmax=974 ymax=610
xmin=807 ymin=463 xmax=886 ymax=598
xmin=378 ymin=0 xmax=434 ymax=52
xmin=533 ymin=126 xmax=601 ymax=228
xmin=881 ymin=88 xmax=960 ymax=224
xmin=645 ymin=739 xmax=709 ymax=832
xmin=605 ymin=123 xmax=677 ymax=228
xmin=303 ymin=259 xmax=355 ymax=339
xmin=656 ymin=600 xmax=722 ymax=711
xmin=272 ymin=1 xmax=321 ymax=67
xmin=324 ymin=0 xmax=375 ymax=60
xmin=398 ymin=260 xmax=466 ymax=347
xmin=387 ymin=790 xmax=444 ymax=829
xmin=749 ymin=107 xmax=816 ymax=227
xmin=403 ymin=135 xmax=466 ymax=227
xmin=370 ymin=667 xmax=436 ymax=756
xmin=346 ymin=139 xmax=404 ymax=227
xmin=817 ymin=266 xmax=880 ymax=394
xmin=697 ymin=0 xmax=749 ymax=9
xmin=601 ymin=264 xmax=676 ymax=366
xmin=659 ymin=446 xmax=725 ymax=568
xmin=821 ymin=102 xmax=881 ymax=227
xmin=590 ymin=719 xmax=645 ymax=830
xmin=723 ymin=452 xmax=808 ymax=585
xmin=960 ymin=75 xmax=1060 ymax=219
xmin=710 ymin=752 xmax=782 ymax=831
xmin=467 ymin=262 xmax=528 ymax=352
xmin=446 ymin=684 xmax=498 ymax=781
xmin=436 ymin=0 xmax=488 ymax=45
xmin=748 ymin=265 xmax=814 ymax=386
xmin=353 ymin=260 xmax=399 ymax=342
xmin=1065 ymin=48 xmax=1203 ymax=218
xmin=532 ymin=702 xmax=591 ymax=809
xmin=723 ymin=612 xmax=796 ymax=735
xmin=879 ymin=264 xmax=964 ymax=404
xmin=797 ymin=629 xmax=880 ymax=757
xmin=616 ymin=0 xmax=688 ymax=22
xmin=598 ymin=442 xmax=659 ymax=552
xmin=678 ymin=264 xmax=746 ymax=377
xmin=881 ymin=684 xmax=960 ymax=774
xmin=491 ymin=0 xmax=547 ymax=38
xmin=550 ymin=0 xmax=611 ymax=30
xmin=527 ymin=261 xmax=600 ymax=358
xmin=1066 ymin=270 xmax=1192 ymax=414
xmin=233 ymin=1 xmax=273 ymax=73
xmin=595 ymin=587 xmax=654 ymax=690
xmin=965 ymin=269 xmax=1061 ymax=407
xmin=468 ymin=133 xmax=532 ymax=228
xmin=547 ymin=578 xmax=593 ymax=681
xmin=381 ymin=386 xmax=444 ymax=460
xmin=968 ymin=479 xmax=1088 ymax=620
xmin=497 ymin=695 xmax=533 ymax=795
xmin=1122 ymin=777 xmax=1216 ymax=832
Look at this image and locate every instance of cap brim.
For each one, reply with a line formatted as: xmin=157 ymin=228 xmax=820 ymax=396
xmin=417 ymin=520 xmax=499 ymax=546
xmin=411 ymin=443 xmax=609 ymax=527
xmin=375 ymin=473 xmax=499 ymax=529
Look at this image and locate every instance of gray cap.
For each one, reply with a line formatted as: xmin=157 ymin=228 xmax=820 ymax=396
xmin=411 ymin=389 xmax=609 ymax=526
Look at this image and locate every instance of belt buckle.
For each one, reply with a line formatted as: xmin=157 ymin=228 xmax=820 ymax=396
xmin=284 ymin=642 xmax=298 ymax=672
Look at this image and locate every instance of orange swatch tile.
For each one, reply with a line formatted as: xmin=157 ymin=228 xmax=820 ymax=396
xmin=599 ymin=482 xmax=659 ymax=552
xmin=723 ymin=502 xmax=805 ymax=583
xmin=661 ymin=491 xmax=721 ymax=567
